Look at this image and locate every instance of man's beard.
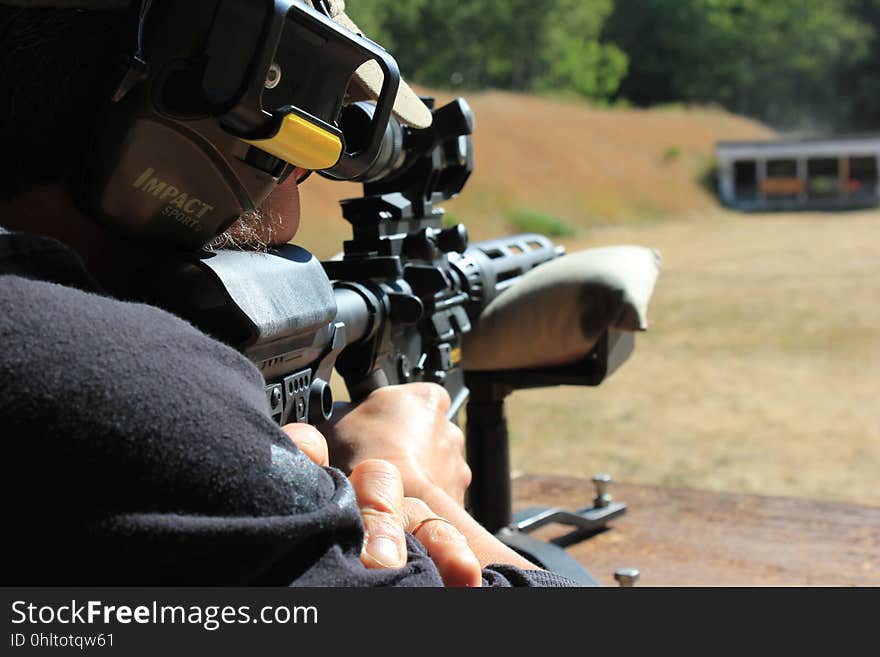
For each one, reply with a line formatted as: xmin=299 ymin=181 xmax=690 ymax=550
xmin=207 ymin=177 xmax=298 ymax=252
xmin=207 ymin=209 xmax=275 ymax=253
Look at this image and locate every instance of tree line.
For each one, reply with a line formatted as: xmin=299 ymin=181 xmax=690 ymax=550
xmin=347 ymin=0 xmax=880 ymax=131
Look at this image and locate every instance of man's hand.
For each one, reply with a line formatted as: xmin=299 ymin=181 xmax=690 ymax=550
xmin=282 ymin=424 xmax=481 ymax=587
xmin=350 ymin=459 xmax=481 ymax=587
xmin=318 ymin=383 xmax=472 ymax=505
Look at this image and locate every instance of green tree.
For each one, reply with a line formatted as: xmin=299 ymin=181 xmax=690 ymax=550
xmin=346 ymin=0 xmax=628 ymax=101
xmin=835 ymin=0 xmax=880 ymax=129
xmin=540 ymin=0 xmax=628 ymax=98
xmin=604 ymin=0 xmax=872 ymax=129
xmin=348 ymin=0 xmax=878 ymax=130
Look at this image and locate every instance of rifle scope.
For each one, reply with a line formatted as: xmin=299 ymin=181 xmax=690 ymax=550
xmin=335 ymin=98 xmax=475 ymax=197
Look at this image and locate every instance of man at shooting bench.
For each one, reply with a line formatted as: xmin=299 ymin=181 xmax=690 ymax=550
xmin=0 ymin=0 xmax=587 ymax=586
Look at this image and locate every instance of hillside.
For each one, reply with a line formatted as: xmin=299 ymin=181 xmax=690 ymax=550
xmin=296 ymin=90 xmax=775 ymax=257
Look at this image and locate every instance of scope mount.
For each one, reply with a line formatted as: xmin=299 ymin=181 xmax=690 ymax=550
xmin=328 ymin=97 xmax=474 ymax=262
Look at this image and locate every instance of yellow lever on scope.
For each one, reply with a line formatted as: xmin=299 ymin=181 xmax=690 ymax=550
xmin=244 ymin=113 xmax=343 ymax=171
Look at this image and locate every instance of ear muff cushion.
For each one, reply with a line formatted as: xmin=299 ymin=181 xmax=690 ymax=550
xmin=462 ymin=246 xmax=662 ymax=371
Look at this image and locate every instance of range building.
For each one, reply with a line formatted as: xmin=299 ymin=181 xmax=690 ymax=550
xmin=716 ymin=136 xmax=880 ymax=211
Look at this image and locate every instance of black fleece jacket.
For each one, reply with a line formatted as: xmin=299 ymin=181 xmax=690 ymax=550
xmin=0 ymin=228 xmax=577 ymax=587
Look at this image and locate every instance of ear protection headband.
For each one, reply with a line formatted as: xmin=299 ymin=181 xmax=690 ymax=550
xmin=5 ymin=0 xmax=401 ymax=248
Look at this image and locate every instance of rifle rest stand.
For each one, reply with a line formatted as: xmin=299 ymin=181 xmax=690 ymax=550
xmin=464 ymin=330 xmax=634 ymax=586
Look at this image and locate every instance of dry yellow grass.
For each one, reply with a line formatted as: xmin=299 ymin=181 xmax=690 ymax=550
xmin=508 ymin=210 xmax=880 ymax=507
xmin=295 ymin=91 xmax=879 ymax=506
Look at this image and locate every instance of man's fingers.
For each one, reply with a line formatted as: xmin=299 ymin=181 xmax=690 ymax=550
xmin=350 ymin=460 xmax=407 ymax=569
xmin=281 ymin=424 xmax=329 ymax=467
xmin=404 ymin=498 xmax=482 ymax=588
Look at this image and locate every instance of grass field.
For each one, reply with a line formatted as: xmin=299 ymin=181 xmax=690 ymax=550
xmin=297 ymin=91 xmax=879 ymax=506
xmin=507 ymin=209 xmax=880 ymax=507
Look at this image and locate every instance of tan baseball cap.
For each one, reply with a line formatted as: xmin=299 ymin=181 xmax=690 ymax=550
xmin=4 ymin=0 xmax=433 ymax=128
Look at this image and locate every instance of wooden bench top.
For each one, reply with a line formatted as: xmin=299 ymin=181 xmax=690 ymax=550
xmin=511 ymin=475 xmax=880 ymax=586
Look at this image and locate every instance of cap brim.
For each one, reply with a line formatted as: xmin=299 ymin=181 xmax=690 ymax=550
xmin=329 ymin=8 xmax=433 ymax=129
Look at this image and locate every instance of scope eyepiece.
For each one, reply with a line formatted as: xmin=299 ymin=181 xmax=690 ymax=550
xmin=329 ymin=97 xmax=476 ymax=212
xmin=338 ymin=102 xmax=409 ymax=183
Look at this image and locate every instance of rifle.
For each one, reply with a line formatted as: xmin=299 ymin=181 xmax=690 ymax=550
xmin=145 ymin=97 xmax=657 ymax=584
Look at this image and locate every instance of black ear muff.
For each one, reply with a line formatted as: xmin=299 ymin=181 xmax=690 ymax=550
xmin=76 ymin=0 xmax=402 ymax=250
xmin=80 ymin=110 xmax=269 ymax=247
xmin=77 ymin=0 xmax=284 ymax=249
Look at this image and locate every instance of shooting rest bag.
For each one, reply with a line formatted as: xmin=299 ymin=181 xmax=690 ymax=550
xmin=462 ymin=245 xmax=662 ymax=371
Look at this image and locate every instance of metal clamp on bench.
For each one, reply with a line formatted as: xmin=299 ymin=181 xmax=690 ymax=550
xmin=512 ymin=473 xmax=627 ymax=535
